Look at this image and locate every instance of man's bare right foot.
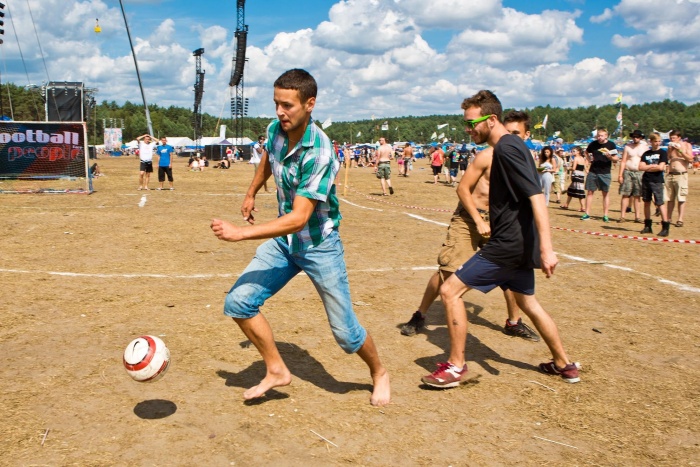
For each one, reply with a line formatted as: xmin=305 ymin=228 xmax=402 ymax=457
xmin=243 ymin=369 xmax=292 ymax=400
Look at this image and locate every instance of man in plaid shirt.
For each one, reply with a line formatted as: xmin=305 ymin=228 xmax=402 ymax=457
xmin=211 ymin=69 xmax=390 ymax=407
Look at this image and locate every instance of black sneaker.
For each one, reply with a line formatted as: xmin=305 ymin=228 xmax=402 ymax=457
xmin=503 ymin=318 xmax=541 ymax=342
xmin=400 ymin=311 xmax=425 ymax=336
xmin=389 ymin=186 xmax=394 ymax=195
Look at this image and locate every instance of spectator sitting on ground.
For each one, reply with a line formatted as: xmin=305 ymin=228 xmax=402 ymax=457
xmin=215 ymin=158 xmax=231 ymax=169
xmin=190 ymin=156 xmax=201 ymax=171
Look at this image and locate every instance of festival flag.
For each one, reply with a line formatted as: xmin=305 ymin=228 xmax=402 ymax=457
xmin=321 ymin=117 xmax=332 ymax=129
xmin=356 ymin=131 xmax=361 ymax=137
xmin=534 ymin=122 xmax=543 ymax=129
xmin=437 ymin=123 xmax=449 ymax=129
xmin=542 ymin=114 xmax=548 ymax=130
xmin=430 ymin=131 xmax=437 ymax=139
xmin=437 ymin=132 xmax=445 ymax=139
xmin=381 ymin=121 xmax=389 ymax=131
xmin=615 ymin=93 xmax=623 ymax=105
xmin=616 ymin=110 xmax=622 ymax=122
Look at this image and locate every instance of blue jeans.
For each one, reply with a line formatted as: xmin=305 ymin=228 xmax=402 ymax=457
xmin=223 ymin=230 xmax=367 ymax=353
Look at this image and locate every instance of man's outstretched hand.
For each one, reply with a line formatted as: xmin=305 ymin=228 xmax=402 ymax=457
xmin=211 ymin=218 xmax=245 ymax=242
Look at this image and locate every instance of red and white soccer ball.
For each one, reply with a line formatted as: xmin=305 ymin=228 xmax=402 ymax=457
xmin=123 ymin=335 xmax=171 ymax=382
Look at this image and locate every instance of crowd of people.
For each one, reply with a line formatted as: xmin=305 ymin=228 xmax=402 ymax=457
xmin=335 ymin=124 xmax=695 ymax=240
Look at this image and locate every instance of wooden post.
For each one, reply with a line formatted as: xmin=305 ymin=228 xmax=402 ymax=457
xmin=343 ymin=149 xmax=350 ymax=197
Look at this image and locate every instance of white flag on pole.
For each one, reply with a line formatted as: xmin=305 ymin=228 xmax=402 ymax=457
xmin=430 ymin=132 xmax=437 ymax=139
xmin=322 ymin=117 xmax=332 ymax=129
xmin=542 ymin=114 xmax=548 ymax=130
xmin=356 ymin=131 xmax=361 ymax=137
xmin=437 ymin=123 xmax=449 ymax=129
xmin=437 ymin=132 xmax=445 ymax=139
xmin=381 ymin=121 xmax=389 ymax=131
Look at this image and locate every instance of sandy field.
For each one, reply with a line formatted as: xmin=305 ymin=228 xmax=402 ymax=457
xmin=1 ymin=155 xmax=699 ymax=466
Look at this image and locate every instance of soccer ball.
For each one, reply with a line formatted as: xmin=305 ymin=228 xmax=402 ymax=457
xmin=123 ymin=335 xmax=170 ymax=382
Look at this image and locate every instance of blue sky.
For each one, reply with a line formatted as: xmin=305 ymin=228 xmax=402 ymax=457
xmin=2 ymin=0 xmax=700 ymax=126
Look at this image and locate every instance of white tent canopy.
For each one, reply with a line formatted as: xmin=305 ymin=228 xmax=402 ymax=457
xmin=124 ymin=136 xmax=254 ymax=148
xmin=167 ymin=137 xmax=195 ymax=147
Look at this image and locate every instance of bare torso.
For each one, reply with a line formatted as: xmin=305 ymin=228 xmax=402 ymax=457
xmin=469 ymin=147 xmax=493 ymax=211
xmin=623 ymin=142 xmax=648 ymax=171
xmin=668 ymin=141 xmax=692 ymax=172
xmin=377 ymin=144 xmax=393 ymax=163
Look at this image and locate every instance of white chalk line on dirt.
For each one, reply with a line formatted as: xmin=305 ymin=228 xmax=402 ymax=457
xmin=338 ymin=198 xmax=383 ymax=211
xmin=404 ymin=213 xmax=449 ymax=227
xmin=558 ymin=253 xmax=700 ymax=294
xmin=4 ymin=259 xmax=698 ymax=294
xmin=0 ymin=266 xmax=438 ymax=280
xmin=120 ymin=192 xmax=276 ymax=197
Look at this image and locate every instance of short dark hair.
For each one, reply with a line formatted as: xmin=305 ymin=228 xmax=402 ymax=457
xmin=503 ymin=110 xmax=531 ymax=132
xmin=669 ymin=129 xmax=683 ymax=137
xmin=274 ymin=68 xmax=317 ymax=103
xmin=461 ymin=90 xmax=502 ymax=120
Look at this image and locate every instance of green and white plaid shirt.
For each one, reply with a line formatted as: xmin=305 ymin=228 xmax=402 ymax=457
xmin=266 ymin=118 xmax=341 ymax=253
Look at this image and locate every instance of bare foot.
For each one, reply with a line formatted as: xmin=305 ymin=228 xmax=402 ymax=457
xmin=243 ymin=369 xmax=292 ymax=400
xmin=369 ymin=370 xmax=391 ymax=407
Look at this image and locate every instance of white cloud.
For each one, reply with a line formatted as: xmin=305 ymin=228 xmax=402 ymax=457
xmin=590 ymin=8 xmax=614 ymax=23
xmin=610 ymin=0 xmax=700 ymax=53
xmin=447 ymin=8 xmax=583 ymax=68
xmin=314 ymin=0 xmax=418 ymax=54
xmin=398 ymin=0 xmax=502 ymax=28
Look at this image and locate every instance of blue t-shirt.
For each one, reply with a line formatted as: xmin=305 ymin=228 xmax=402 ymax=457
xmin=156 ymin=144 xmax=174 ymax=167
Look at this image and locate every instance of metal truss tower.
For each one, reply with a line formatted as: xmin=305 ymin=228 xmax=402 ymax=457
xmin=229 ymin=0 xmax=248 ymax=142
xmin=192 ymin=48 xmax=205 ymax=148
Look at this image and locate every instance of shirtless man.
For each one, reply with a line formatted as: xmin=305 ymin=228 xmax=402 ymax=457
xmin=617 ymin=130 xmax=648 ymax=223
xmin=665 ymin=129 xmax=694 ymax=227
xmin=402 ymin=143 xmax=414 ymax=177
xmin=375 ymin=137 xmax=394 ymax=195
xmin=400 ymin=110 xmax=539 ymax=342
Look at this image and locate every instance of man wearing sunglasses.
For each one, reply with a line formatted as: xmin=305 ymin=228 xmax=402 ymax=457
xmin=401 ymin=110 xmax=540 ymax=343
xmin=421 ymin=90 xmax=579 ymax=388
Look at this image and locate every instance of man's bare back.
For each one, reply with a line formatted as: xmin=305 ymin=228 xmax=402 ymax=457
xmin=377 ymin=143 xmax=393 ymax=162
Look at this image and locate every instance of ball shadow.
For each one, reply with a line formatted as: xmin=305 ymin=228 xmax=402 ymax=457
xmin=133 ymin=399 xmax=177 ymax=419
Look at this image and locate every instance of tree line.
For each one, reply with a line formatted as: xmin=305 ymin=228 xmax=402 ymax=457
xmin=2 ymin=82 xmax=698 ymax=145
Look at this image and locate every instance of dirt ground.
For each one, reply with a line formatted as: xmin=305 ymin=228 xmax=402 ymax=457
xmin=1 ymin=154 xmax=699 ymax=466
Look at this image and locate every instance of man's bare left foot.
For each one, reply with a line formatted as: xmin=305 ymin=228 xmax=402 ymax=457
xmin=370 ymin=370 xmax=391 ymax=407
xmin=243 ymin=369 xmax=292 ymax=400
